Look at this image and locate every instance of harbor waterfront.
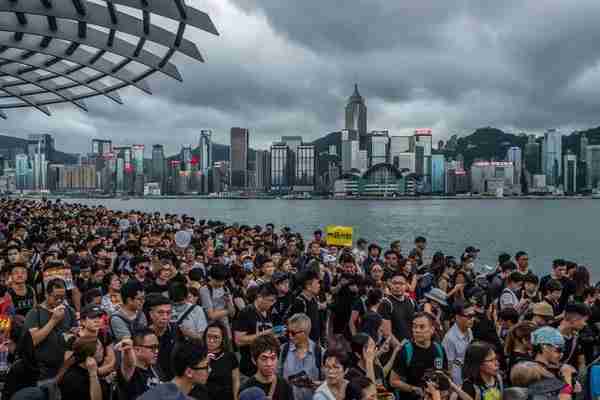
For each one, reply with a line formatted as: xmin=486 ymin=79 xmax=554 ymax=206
xmin=65 ymin=197 xmax=600 ymax=279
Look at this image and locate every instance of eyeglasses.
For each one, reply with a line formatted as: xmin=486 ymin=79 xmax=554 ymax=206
xmin=138 ymin=344 xmax=159 ymax=352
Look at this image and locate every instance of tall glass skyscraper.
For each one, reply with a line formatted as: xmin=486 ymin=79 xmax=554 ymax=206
xmin=230 ymin=127 xmax=249 ymax=189
xmin=431 ymin=154 xmax=445 ymax=193
xmin=543 ymin=129 xmax=562 ymax=187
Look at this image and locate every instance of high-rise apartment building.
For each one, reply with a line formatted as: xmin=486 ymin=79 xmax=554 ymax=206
xmin=230 ymin=127 xmax=249 ymax=189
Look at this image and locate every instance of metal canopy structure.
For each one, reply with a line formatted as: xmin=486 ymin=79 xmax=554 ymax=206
xmin=0 ymin=0 xmax=218 ymax=118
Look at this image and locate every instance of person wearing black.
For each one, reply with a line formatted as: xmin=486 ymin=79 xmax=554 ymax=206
xmin=23 ymin=278 xmax=78 ymax=380
xmin=287 ymin=270 xmax=321 ymax=344
xmin=234 ymin=283 xmax=278 ymax=378
xmin=204 ymin=321 xmax=240 ymax=400
xmin=130 ymin=256 xmax=153 ymax=291
xmin=379 ymin=271 xmax=415 ymax=343
xmin=145 ymin=294 xmax=177 ymax=380
xmin=146 ymin=260 xmax=173 ymax=296
xmin=540 ymin=259 xmax=573 ymax=313
xmin=58 ymin=336 xmax=103 ymax=400
xmin=390 ymin=312 xmax=447 ymax=400
xmin=271 ymin=272 xmax=292 ymax=327
xmin=239 ymin=334 xmax=294 ymax=400
xmin=116 ymin=329 xmax=161 ymax=400
xmin=558 ymin=303 xmax=590 ymax=371
xmin=8 ymin=262 xmax=36 ymax=317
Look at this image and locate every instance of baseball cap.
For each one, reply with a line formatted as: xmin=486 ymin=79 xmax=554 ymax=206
xmin=81 ymin=304 xmax=105 ymax=319
xmin=465 ymin=246 xmax=480 ymax=253
xmin=531 ymin=327 xmax=564 ymax=348
xmin=532 ymin=302 xmax=554 ymax=318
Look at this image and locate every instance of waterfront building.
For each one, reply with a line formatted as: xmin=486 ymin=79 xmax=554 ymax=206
xmin=91 ymin=139 xmax=112 ymax=156
xmin=431 ymin=154 xmax=445 ymax=193
xmin=295 ymin=144 xmax=316 ymax=192
xmin=415 ymin=146 xmax=425 ymax=176
xmin=586 ymin=145 xmax=600 ymax=190
xmin=27 ymin=134 xmax=54 ymax=161
xmin=132 ymin=144 xmax=145 ymax=175
xmin=563 ymin=152 xmax=577 ymax=194
xmin=334 ymin=164 xmax=405 ymax=197
xmin=470 ymin=161 xmax=516 ymax=195
xmin=389 ymin=136 xmax=412 ymax=168
xmin=255 ymin=150 xmax=270 ymax=192
xmin=368 ymin=131 xmax=389 ymax=167
xmin=15 ymin=153 xmax=30 ymax=190
xmin=413 ymin=129 xmax=433 ymax=157
xmin=580 ymin=134 xmax=588 ymax=163
xmin=506 ymin=146 xmax=522 ymax=186
xmin=341 ymin=129 xmax=360 ymax=173
xmin=152 ymin=145 xmax=166 ymax=194
xmin=542 ymin=129 xmax=562 ymax=187
xmin=270 ymin=143 xmax=293 ymax=192
xmin=230 ymin=127 xmax=250 ymax=189
xmin=345 ymin=84 xmax=368 ymax=150
xmin=397 ymin=153 xmax=416 ymax=173
xmin=445 ymin=163 xmax=469 ymax=195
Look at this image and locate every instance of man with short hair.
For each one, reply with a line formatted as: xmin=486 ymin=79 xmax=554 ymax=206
xmin=515 ymin=251 xmax=531 ymax=276
xmin=542 ymin=279 xmax=563 ymax=317
xmin=199 ymin=265 xmax=235 ymax=334
xmin=109 ymin=280 xmax=147 ymax=341
xmin=146 ymin=294 xmax=176 ymax=380
xmin=139 ymin=341 xmax=211 ymax=400
xmin=442 ymin=303 xmax=475 ymax=385
xmin=540 ymin=259 xmax=574 ymax=311
xmin=235 ymin=283 xmax=278 ymax=378
xmin=279 ymin=313 xmax=322 ymax=400
xmin=117 ymin=329 xmax=162 ymax=400
xmin=558 ymin=303 xmax=590 ymax=371
xmin=24 ymin=278 xmax=77 ymax=380
xmin=287 ymin=270 xmax=321 ymax=344
xmin=379 ymin=272 xmax=415 ymax=342
xmin=169 ymin=282 xmax=207 ymax=342
xmin=390 ymin=312 xmax=447 ymax=400
xmin=240 ymin=334 xmax=294 ymax=400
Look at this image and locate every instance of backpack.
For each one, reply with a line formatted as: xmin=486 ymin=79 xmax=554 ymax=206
xmin=279 ymin=341 xmax=323 ymax=378
xmin=174 ymin=304 xmax=206 ymax=345
xmin=401 ymin=340 xmax=445 ymax=368
xmin=109 ymin=312 xmax=144 ymax=341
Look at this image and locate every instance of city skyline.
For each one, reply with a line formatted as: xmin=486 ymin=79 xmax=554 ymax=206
xmin=1 ymin=1 xmax=600 ymax=154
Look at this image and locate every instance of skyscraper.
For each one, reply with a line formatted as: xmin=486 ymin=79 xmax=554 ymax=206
xmin=542 ymin=129 xmax=562 ymax=187
xmin=255 ymin=150 xmax=270 ymax=191
xmin=345 ymin=84 xmax=368 ymax=150
xmin=199 ymin=130 xmax=213 ymax=193
xmin=563 ymin=152 xmax=577 ymax=194
xmin=587 ymin=145 xmax=600 ymax=190
xmin=295 ymin=144 xmax=316 ymax=191
xmin=341 ymin=129 xmax=359 ymax=173
xmin=152 ymin=145 xmax=166 ymax=193
xmin=580 ymin=134 xmax=588 ymax=163
xmin=389 ymin=136 xmax=412 ymax=169
xmin=91 ymin=139 xmax=112 ymax=156
xmin=270 ymin=143 xmax=292 ymax=191
xmin=368 ymin=131 xmax=389 ymax=167
xmin=230 ymin=127 xmax=249 ymax=189
xmin=431 ymin=154 xmax=445 ymax=193
xmin=506 ymin=146 xmax=522 ymax=186
xmin=27 ymin=134 xmax=54 ymax=161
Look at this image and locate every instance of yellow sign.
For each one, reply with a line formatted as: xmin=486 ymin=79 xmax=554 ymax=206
xmin=326 ymin=225 xmax=353 ymax=247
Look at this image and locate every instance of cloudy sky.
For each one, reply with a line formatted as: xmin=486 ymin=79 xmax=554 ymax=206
xmin=3 ymin=0 xmax=600 ymax=155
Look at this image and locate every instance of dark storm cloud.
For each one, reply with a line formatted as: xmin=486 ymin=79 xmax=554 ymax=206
xmin=6 ymin=0 xmax=600 ymax=154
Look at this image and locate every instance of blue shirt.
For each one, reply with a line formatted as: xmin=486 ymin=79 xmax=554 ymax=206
xmin=280 ymin=340 xmax=320 ymax=400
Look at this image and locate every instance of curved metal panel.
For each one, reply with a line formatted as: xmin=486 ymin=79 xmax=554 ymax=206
xmin=0 ymin=53 xmax=122 ymax=104
xmin=0 ymin=13 xmax=181 ymax=80
xmin=0 ymin=0 xmax=218 ymax=116
xmin=0 ymin=33 xmax=152 ymax=94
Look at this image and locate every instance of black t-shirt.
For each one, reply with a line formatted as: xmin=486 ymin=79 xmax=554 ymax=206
xmin=240 ymin=375 xmax=294 ymax=400
xmin=190 ymin=384 xmax=211 ymax=400
xmin=146 ymin=280 xmax=170 ymax=296
xmin=393 ymin=342 xmax=448 ymax=400
xmin=233 ymin=305 xmax=274 ymax=376
xmin=117 ymin=365 xmax=161 ymax=400
xmin=156 ymin=325 xmax=177 ymax=380
xmin=378 ymin=295 xmax=415 ymax=341
xmin=9 ymin=286 xmax=36 ymax=317
xmin=561 ymin=335 xmax=584 ymax=367
xmin=59 ymin=365 xmax=92 ymax=400
xmin=206 ymin=351 xmax=239 ymax=399
xmin=271 ymin=294 xmax=292 ymax=326
xmin=288 ymin=294 xmax=320 ymax=343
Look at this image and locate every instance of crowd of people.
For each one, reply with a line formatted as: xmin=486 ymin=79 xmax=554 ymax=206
xmin=0 ymin=198 xmax=598 ymax=400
